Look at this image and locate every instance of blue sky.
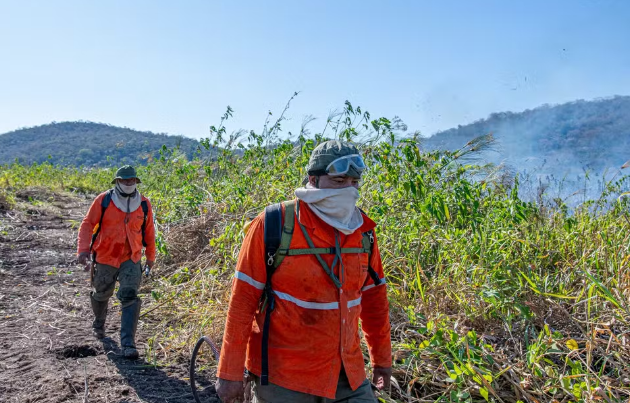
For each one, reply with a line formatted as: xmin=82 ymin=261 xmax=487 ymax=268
xmin=1 ymin=1 xmax=629 ymax=139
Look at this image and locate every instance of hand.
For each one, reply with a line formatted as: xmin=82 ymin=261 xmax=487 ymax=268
xmin=372 ymin=367 xmax=392 ymax=391
xmin=146 ymin=260 xmax=155 ymax=269
xmin=215 ymin=378 xmax=245 ymax=403
xmin=78 ymin=252 xmax=90 ymax=267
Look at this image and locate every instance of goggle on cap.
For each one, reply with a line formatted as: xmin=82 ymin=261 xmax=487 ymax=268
xmin=306 ymin=140 xmax=366 ymax=178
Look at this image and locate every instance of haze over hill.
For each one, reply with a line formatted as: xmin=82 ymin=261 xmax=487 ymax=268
xmin=424 ymin=96 xmax=630 ymax=183
xmin=2 ymin=97 xmax=630 ymax=193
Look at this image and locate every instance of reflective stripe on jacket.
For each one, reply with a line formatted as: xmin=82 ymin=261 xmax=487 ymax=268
xmin=77 ymin=191 xmax=156 ymax=268
xmin=217 ymin=200 xmax=391 ymax=399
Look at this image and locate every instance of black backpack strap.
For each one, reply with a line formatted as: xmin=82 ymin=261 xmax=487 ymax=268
xmin=362 ymin=228 xmax=382 ymax=287
xmin=264 ymin=203 xmax=283 ymax=273
xmin=90 ymin=189 xmax=113 ymax=263
xmin=260 ymin=202 xmax=283 ymax=386
xmin=141 ymin=200 xmax=148 ymax=247
xmin=359 ymin=207 xmax=382 ymax=286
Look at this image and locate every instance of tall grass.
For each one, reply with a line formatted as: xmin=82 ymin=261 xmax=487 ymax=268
xmin=1 ymin=101 xmax=629 ymax=402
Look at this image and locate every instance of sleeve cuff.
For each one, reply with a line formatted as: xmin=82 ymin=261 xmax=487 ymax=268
xmin=216 ymin=370 xmax=245 ymax=382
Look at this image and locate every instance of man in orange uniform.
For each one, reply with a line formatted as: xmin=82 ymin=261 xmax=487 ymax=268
xmin=216 ymin=141 xmax=392 ymax=402
xmin=77 ymin=165 xmax=156 ymax=359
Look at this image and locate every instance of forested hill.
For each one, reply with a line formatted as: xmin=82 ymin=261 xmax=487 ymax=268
xmin=0 ymin=121 xmax=209 ymax=166
xmin=424 ymin=95 xmax=630 ymax=178
xmin=2 ymin=96 xmax=630 ymax=173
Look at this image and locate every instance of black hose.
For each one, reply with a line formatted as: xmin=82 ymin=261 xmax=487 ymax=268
xmin=190 ymin=336 xmax=221 ymax=403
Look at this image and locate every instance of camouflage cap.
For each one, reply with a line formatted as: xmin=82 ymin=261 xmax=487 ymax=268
xmin=111 ymin=165 xmax=142 ymax=184
xmin=306 ymin=140 xmax=363 ymax=178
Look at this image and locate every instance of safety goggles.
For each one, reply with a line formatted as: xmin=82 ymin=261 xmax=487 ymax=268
xmin=325 ymin=154 xmax=366 ymax=176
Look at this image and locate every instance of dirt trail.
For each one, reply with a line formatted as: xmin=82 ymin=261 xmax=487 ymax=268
xmin=0 ymin=189 xmax=219 ymax=403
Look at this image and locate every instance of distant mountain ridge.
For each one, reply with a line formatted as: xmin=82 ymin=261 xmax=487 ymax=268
xmin=423 ymin=95 xmax=630 ymax=179
xmin=0 ymin=121 xmax=210 ymax=166
xmin=2 ymin=96 xmax=630 ymax=177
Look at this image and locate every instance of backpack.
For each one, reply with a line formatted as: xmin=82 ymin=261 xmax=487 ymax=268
xmin=258 ymin=199 xmax=381 ymax=385
xmin=89 ymin=189 xmax=149 ymax=263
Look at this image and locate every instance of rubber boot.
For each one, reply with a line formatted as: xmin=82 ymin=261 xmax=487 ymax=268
xmin=120 ymin=298 xmax=141 ymax=359
xmin=90 ymin=294 xmax=108 ymax=339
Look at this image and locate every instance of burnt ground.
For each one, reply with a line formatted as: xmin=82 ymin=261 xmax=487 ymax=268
xmin=0 ymin=189 xmax=219 ymax=403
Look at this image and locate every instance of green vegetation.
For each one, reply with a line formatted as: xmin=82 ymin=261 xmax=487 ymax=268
xmin=0 ymin=121 xmax=214 ymax=166
xmin=2 ymin=95 xmax=630 ymax=181
xmin=2 ymin=102 xmax=629 ymax=403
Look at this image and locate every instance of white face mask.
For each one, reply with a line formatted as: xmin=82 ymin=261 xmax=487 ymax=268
xmin=294 ymin=184 xmax=363 ymax=234
xmin=112 ymin=182 xmax=141 ymax=213
xmin=117 ymin=182 xmax=137 ymax=195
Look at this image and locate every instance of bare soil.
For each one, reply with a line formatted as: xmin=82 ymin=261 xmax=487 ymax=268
xmin=0 ymin=189 xmax=219 ymax=403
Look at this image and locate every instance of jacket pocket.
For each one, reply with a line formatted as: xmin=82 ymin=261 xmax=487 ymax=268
xmin=344 ymin=253 xmax=369 ymax=292
xmin=129 ymin=213 xmax=145 ymax=232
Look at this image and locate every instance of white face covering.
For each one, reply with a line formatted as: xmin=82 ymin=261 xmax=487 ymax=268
xmin=117 ymin=183 xmax=137 ymax=195
xmin=294 ymin=183 xmax=364 ymax=235
xmin=112 ymin=182 xmax=141 ymax=213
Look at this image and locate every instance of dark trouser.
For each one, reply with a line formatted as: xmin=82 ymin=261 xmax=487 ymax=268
xmin=91 ymin=260 xmax=142 ymax=306
xmin=90 ymin=260 xmax=142 ymax=347
xmin=251 ymin=368 xmax=377 ymax=403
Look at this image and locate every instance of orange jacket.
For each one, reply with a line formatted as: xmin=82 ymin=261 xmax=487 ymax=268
xmin=217 ymin=201 xmax=391 ymax=398
xmin=77 ymin=191 xmax=156 ymax=268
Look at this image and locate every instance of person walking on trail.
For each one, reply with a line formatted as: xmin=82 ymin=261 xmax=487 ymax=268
xmin=77 ymin=165 xmax=156 ymax=359
xmin=216 ymin=141 xmax=392 ymax=403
